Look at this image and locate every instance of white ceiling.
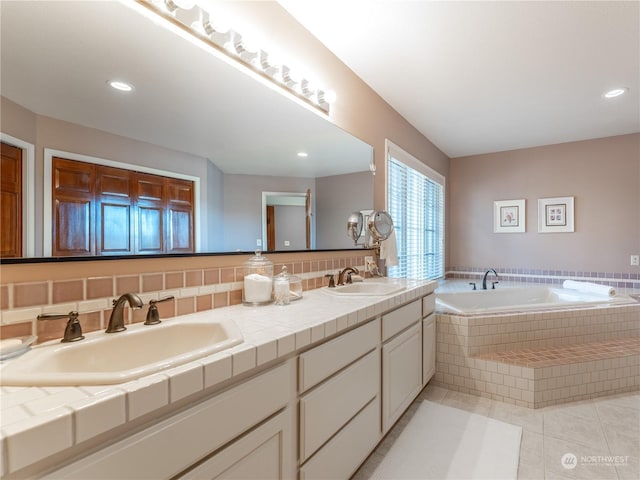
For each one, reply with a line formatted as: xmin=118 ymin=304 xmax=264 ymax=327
xmin=279 ymin=0 xmax=640 ymax=158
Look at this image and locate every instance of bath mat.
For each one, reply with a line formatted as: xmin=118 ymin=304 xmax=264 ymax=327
xmin=371 ymin=401 xmax=522 ymax=480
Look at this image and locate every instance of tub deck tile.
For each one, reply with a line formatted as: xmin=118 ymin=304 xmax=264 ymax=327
xmin=474 ymin=337 xmax=640 ymax=368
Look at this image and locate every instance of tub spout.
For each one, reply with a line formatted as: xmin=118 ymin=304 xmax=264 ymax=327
xmin=482 ymin=269 xmax=498 ymax=290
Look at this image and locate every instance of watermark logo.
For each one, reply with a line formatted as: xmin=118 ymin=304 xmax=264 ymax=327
xmin=561 ymin=453 xmax=629 ymax=469
xmin=561 ymin=453 xmax=577 ymax=470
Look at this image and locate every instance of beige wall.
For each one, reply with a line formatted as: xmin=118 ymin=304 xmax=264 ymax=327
xmin=212 ymin=1 xmax=450 ymax=206
xmin=448 ymin=133 xmax=640 ymax=273
xmin=1 ymin=96 xmax=36 ymax=143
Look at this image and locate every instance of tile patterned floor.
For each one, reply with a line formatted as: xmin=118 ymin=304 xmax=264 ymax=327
xmin=476 ymin=337 xmax=640 ymax=368
xmin=352 ymin=384 xmax=640 ymax=480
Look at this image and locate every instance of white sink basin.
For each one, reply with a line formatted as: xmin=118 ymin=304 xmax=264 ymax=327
xmin=0 ymin=318 xmax=243 ymax=386
xmin=326 ymin=282 xmax=405 ymax=296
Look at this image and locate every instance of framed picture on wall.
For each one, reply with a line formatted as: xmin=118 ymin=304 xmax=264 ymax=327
xmin=493 ymin=199 xmax=525 ymax=233
xmin=538 ymin=196 xmax=574 ymax=233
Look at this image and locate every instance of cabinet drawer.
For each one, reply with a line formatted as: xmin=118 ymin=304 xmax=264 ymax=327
xmin=423 ymin=293 xmax=435 ymax=317
xmin=382 ymin=299 xmax=421 ymax=341
xmin=48 ymin=362 xmax=293 ymax=480
xmin=299 ymin=318 xmax=380 ymax=393
xmin=382 ymin=322 xmax=422 ymax=433
xmin=299 ymin=348 xmax=380 ymax=462
xmin=300 ymin=398 xmax=380 ymax=480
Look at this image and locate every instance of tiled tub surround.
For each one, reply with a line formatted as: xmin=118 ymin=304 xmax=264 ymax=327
xmin=433 ymin=281 xmax=640 ymax=408
xmin=0 ymin=277 xmax=435 ymax=477
xmin=0 ymin=251 xmax=371 ymax=343
xmin=446 ymin=266 xmax=640 ymax=290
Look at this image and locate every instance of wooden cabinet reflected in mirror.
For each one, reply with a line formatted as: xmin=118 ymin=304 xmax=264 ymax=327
xmin=51 ymin=157 xmax=194 ymax=257
xmin=1 ymin=142 xmax=22 ymax=257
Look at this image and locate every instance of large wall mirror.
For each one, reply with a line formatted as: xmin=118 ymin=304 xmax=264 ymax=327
xmin=0 ymin=1 xmax=373 ymax=260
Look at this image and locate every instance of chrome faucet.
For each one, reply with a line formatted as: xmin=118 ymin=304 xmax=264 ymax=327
xmin=482 ymin=268 xmax=499 ymax=290
xmin=106 ymin=293 xmax=143 ymax=333
xmin=337 ymin=266 xmax=360 ymax=286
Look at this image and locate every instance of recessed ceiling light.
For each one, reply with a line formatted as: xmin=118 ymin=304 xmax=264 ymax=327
xmin=108 ymin=80 xmax=134 ymax=92
xmin=604 ymin=87 xmax=628 ymax=98
xmin=297 ymin=152 xmax=308 ymax=158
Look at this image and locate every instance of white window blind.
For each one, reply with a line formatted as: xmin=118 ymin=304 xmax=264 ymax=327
xmin=386 ymin=143 xmax=445 ymax=280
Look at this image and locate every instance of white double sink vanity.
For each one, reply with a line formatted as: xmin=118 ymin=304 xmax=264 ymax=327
xmin=0 ymin=278 xmax=437 ymax=479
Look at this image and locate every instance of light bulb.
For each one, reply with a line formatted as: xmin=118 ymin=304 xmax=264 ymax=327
xmin=164 ymin=0 xmax=194 ymax=12
xmin=108 ymin=80 xmax=134 ymax=92
xmin=202 ymin=11 xmax=230 ymax=36
xmin=323 ymin=90 xmax=337 ymax=104
xmin=172 ymin=0 xmax=194 ymax=9
xmin=604 ymin=88 xmax=628 ymax=98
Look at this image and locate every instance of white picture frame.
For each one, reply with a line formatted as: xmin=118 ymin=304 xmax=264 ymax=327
xmin=538 ymin=196 xmax=574 ymax=233
xmin=493 ymin=199 xmax=525 ymax=233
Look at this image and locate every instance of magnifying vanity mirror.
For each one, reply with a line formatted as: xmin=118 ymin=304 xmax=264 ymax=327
xmin=0 ymin=1 xmax=373 ymax=260
xmin=347 ymin=212 xmax=364 ymax=244
xmin=368 ymin=211 xmax=394 ymax=243
xmin=347 ymin=210 xmax=394 ymax=248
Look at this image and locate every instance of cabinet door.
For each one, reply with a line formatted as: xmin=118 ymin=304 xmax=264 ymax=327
xmin=178 ymin=409 xmax=294 ymax=480
xmin=166 ymin=178 xmax=194 ymax=253
xmin=135 ymin=172 xmax=165 ymax=254
xmin=0 ymin=142 xmax=22 ymax=257
xmin=96 ymin=165 xmax=133 ymax=255
xmin=51 ymin=157 xmax=95 ymax=256
xmin=423 ymin=313 xmax=436 ymax=384
xmin=382 ymin=322 xmax=422 ymax=433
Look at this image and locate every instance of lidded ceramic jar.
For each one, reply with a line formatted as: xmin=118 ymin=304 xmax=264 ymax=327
xmin=243 ymin=250 xmax=273 ymax=306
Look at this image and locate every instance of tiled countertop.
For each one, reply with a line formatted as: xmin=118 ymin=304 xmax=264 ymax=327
xmin=0 ymin=278 xmax=436 ymax=476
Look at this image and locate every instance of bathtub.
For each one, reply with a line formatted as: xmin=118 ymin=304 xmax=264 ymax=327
xmin=435 ymin=286 xmax=635 ymax=315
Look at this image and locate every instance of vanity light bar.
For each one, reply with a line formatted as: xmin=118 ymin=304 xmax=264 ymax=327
xmin=140 ymin=0 xmax=335 ymax=113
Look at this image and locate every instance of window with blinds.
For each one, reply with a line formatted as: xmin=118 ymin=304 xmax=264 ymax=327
xmin=386 ymin=143 xmax=445 ymax=280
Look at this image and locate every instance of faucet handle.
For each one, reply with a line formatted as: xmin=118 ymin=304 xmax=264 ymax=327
xmin=145 ymin=296 xmax=174 ymax=325
xmin=491 ymin=281 xmax=500 ymax=290
xmin=469 ymin=282 xmax=477 ymax=291
xmin=324 ymin=274 xmax=336 ymax=288
xmin=37 ymin=311 xmax=84 ymax=343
